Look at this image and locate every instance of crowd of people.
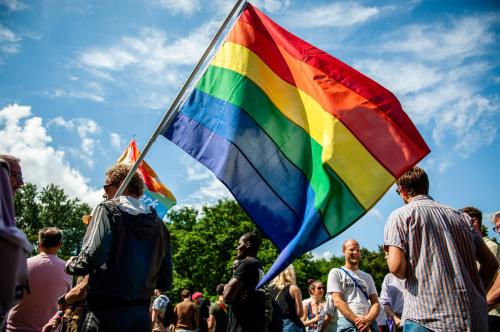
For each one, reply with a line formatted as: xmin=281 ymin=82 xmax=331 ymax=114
xmin=1 ymin=153 xmax=500 ymax=332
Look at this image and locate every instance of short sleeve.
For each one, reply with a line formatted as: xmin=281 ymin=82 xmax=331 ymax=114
xmin=367 ymin=274 xmax=377 ymax=297
xmin=233 ymin=259 xmax=249 ymax=281
xmin=327 ymin=268 xmax=342 ymax=293
xmin=384 ymin=210 xmax=408 ymax=253
xmin=153 ymin=297 xmax=167 ymax=312
xmin=325 ymin=294 xmax=336 ymax=316
xmin=379 ymin=275 xmax=392 ymax=306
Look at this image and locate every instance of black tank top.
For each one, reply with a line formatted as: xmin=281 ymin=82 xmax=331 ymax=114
xmin=273 ymin=284 xmax=299 ymax=320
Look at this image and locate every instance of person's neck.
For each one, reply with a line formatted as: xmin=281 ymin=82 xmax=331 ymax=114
xmin=218 ymin=295 xmax=224 ymax=302
xmin=183 ymin=298 xmax=191 ymax=302
xmin=344 ymin=263 xmax=358 ymax=271
xmin=311 ymin=295 xmax=321 ymax=304
xmin=40 ymin=247 xmax=58 ymax=255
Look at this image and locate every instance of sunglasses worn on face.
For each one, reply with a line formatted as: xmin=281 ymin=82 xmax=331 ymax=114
xmin=493 ymin=226 xmax=500 ymax=233
xmin=103 ymin=183 xmax=115 ymax=190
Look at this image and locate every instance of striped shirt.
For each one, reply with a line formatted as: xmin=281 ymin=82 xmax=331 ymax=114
xmin=384 ymin=195 xmax=487 ymax=331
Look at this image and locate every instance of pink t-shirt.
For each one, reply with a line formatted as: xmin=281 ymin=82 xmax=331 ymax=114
xmin=7 ymin=253 xmax=72 ymax=332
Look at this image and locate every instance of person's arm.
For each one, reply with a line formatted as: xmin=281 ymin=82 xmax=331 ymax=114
xmin=384 ymin=305 xmax=401 ymax=327
xmin=207 ymin=314 xmax=215 ymax=329
xmin=359 ymin=294 xmax=379 ymax=327
xmin=156 ymin=225 xmax=173 ymax=291
xmin=487 ymin=272 xmax=500 ymax=310
xmin=151 ymin=308 xmax=159 ymax=328
xmin=386 ymin=246 xmax=407 ymax=279
xmin=319 ymin=312 xmax=332 ymax=332
xmin=290 ymin=285 xmax=304 ymax=318
xmin=301 ymin=302 xmax=320 ymax=327
xmin=65 ymin=204 xmax=114 ymax=275
xmin=223 ymin=277 xmax=243 ymax=303
xmin=332 ymin=292 xmax=358 ymax=323
xmin=476 ymin=240 xmax=499 ymax=290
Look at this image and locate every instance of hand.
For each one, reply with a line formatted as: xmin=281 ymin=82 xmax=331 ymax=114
xmin=41 ymin=319 xmax=58 ymax=332
xmin=354 ymin=316 xmax=368 ymax=331
xmin=394 ymin=316 xmax=401 ymax=327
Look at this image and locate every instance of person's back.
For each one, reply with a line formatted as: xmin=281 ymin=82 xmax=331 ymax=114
xmin=174 ymin=292 xmax=197 ymax=331
xmin=384 ymin=166 xmax=498 ymax=331
xmin=387 ymin=197 xmax=486 ymax=330
xmin=65 ymin=164 xmax=173 ymax=332
xmin=7 ymin=228 xmax=71 ymax=332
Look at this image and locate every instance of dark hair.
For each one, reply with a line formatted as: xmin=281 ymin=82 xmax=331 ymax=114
xmin=461 ymin=206 xmax=482 ymax=225
xmin=241 ymin=232 xmax=261 ymax=254
xmin=396 ymin=166 xmax=429 ymax=197
xmin=181 ymin=289 xmax=190 ymax=299
xmin=105 ymin=164 xmax=144 ymax=198
xmin=307 ymin=279 xmax=323 ymax=295
xmin=39 ymin=227 xmax=63 ymax=249
xmin=216 ymin=284 xmax=225 ymax=296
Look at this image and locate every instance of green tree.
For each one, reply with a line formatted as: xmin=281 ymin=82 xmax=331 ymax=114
xmin=14 ymin=182 xmax=91 ymax=259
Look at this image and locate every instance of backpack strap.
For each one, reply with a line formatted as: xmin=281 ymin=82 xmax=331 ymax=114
xmin=339 ymin=267 xmax=369 ymax=300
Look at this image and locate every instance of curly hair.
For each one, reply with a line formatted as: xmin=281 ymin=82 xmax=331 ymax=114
xmin=105 ymin=164 xmax=144 ymax=198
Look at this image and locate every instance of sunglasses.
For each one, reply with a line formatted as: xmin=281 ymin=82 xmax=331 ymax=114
xmin=103 ymin=183 xmax=116 ymax=190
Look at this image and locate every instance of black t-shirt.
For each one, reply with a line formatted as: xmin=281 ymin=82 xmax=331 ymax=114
xmin=227 ymin=257 xmax=266 ymax=332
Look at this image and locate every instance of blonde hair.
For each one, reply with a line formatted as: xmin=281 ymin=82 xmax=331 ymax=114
xmin=269 ymin=265 xmax=297 ymax=290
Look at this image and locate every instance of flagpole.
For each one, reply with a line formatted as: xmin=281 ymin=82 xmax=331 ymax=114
xmin=114 ymin=0 xmax=247 ymax=198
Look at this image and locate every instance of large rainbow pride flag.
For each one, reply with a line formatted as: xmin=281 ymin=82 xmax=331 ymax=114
xmin=118 ymin=139 xmax=176 ymax=218
xmin=163 ymin=3 xmax=430 ymax=285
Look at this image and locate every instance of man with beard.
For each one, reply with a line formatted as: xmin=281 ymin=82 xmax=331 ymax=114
xmin=327 ymin=239 xmax=380 ymax=332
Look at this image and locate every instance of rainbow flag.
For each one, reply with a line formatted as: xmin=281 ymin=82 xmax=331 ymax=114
xmin=117 ymin=139 xmax=176 ymax=218
xmin=163 ymin=3 xmax=429 ymax=285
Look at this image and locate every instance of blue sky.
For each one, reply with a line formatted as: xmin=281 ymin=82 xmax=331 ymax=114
xmin=1 ymin=0 xmax=499 ymax=259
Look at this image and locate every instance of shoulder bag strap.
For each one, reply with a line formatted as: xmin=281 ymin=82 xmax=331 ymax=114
xmin=339 ymin=267 xmax=369 ymax=300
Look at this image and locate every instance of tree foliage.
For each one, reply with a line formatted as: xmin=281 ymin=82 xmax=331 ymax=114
xmin=14 ymin=182 xmax=91 ymax=259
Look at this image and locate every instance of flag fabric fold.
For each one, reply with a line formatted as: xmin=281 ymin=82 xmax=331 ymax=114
xmin=117 ymin=139 xmax=176 ymax=218
xmin=163 ymin=3 xmax=430 ymax=286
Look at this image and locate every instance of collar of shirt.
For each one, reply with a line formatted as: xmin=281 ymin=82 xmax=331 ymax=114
xmin=409 ymin=194 xmax=433 ymax=202
xmin=111 ymin=195 xmax=149 ymax=215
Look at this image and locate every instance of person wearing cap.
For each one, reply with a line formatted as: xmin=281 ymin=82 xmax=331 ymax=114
xmin=192 ymin=292 xmax=210 ymax=332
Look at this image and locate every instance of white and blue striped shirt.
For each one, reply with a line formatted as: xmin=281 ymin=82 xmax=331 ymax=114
xmin=384 ymin=195 xmax=487 ymax=331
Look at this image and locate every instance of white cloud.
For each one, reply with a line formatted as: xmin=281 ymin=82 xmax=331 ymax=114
xmin=250 ymin=0 xmax=291 ymax=13
xmin=0 ymin=104 xmax=102 ymax=206
xmin=149 ymin=0 xmax=200 ymax=15
xmin=282 ymin=2 xmax=379 ymax=28
xmin=109 ymin=133 xmax=123 ymax=150
xmin=49 ymin=116 xmax=101 ymax=167
xmin=75 ymin=22 xmax=220 ymax=109
xmin=366 ymin=208 xmax=383 ymax=222
xmin=383 ymin=16 xmax=497 ymax=62
xmin=51 ymin=88 xmax=105 ymax=103
xmin=311 ymin=250 xmax=333 ymax=261
xmin=190 ymin=178 xmax=232 ymax=203
xmin=0 ymin=0 xmax=28 ymax=11
xmin=353 ymin=14 xmax=499 ymax=158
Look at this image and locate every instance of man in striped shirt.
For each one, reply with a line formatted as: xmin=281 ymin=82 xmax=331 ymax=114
xmin=384 ymin=166 xmax=498 ymax=331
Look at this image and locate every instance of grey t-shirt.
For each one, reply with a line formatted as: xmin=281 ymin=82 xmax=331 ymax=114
xmin=327 ymin=267 xmax=377 ymax=317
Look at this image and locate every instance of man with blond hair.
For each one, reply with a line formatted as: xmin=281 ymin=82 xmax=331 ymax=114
xmin=327 ymin=239 xmax=380 ymax=332
xmin=66 ymin=164 xmax=172 ymax=332
xmin=385 ymin=166 xmax=498 ymax=331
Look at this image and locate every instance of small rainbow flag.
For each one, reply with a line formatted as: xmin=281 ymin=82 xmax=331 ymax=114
xmin=163 ymin=3 xmax=429 ymax=284
xmin=117 ymin=139 xmax=176 ymax=218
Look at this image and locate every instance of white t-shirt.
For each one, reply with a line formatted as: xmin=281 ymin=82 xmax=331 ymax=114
xmin=327 ymin=267 xmax=377 ymax=318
